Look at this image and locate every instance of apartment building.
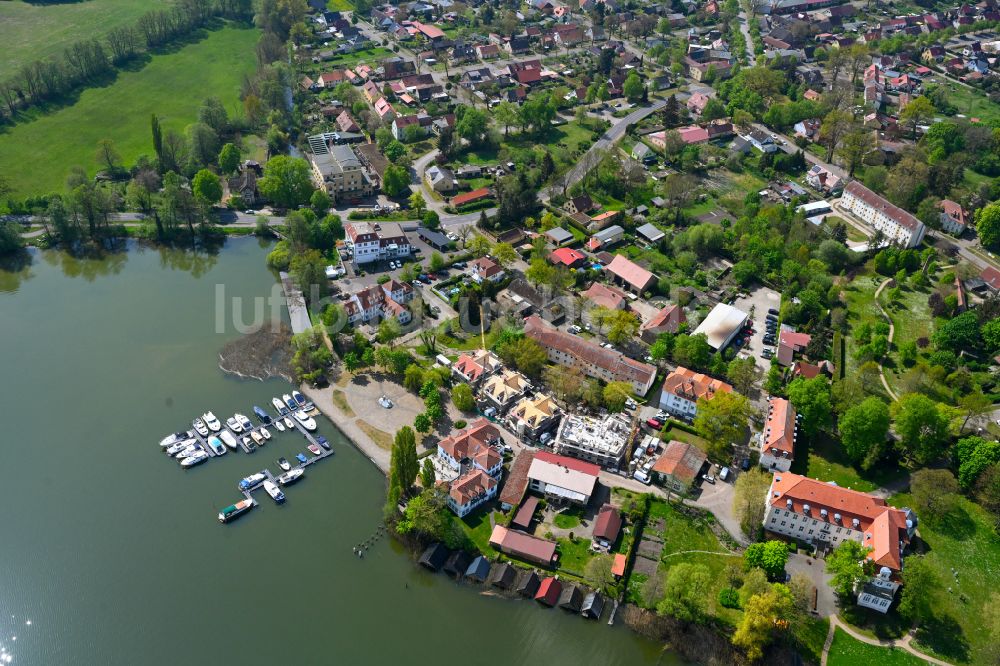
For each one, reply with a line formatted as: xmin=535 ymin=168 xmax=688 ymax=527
xmin=342 ymin=280 xmax=414 ymax=325
xmin=841 ymin=181 xmax=926 ymax=248
xmin=554 ymin=412 xmax=633 ymax=469
xmin=344 ymin=222 xmax=412 ymax=265
xmin=309 ymin=144 xmax=373 ymax=203
xmin=658 ymin=366 xmax=733 ymax=418
xmin=758 ymin=397 xmax=797 ymax=472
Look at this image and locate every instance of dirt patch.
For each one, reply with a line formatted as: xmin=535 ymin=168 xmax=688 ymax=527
xmin=218 ymin=321 xmax=293 ymax=381
xmin=632 ymin=554 xmax=659 ymax=576
xmin=356 ymin=419 xmax=393 ymax=450
xmin=331 ymin=389 xmax=355 ymax=417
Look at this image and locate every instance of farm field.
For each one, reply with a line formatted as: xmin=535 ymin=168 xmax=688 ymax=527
xmin=0 ymin=25 xmax=259 ymax=197
xmin=0 ymin=0 xmax=151 ymax=81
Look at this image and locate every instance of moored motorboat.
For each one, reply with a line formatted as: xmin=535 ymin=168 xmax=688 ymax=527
xmin=193 ymin=418 xmax=209 ymax=437
xmin=277 ymin=468 xmax=304 ymax=486
xmin=253 ymin=406 xmax=272 ymax=425
xmin=239 ymin=472 xmax=266 ymax=490
xmin=235 ymin=413 xmax=252 ymax=431
xmin=250 ymin=430 xmax=264 ymax=446
xmin=295 ymin=453 xmax=308 ymax=464
xmin=203 ymin=412 xmax=221 ymax=432
xmin=292 ymin=390 xmax=312 ymax=411
xmin=308 ymin=443 xmax=322 ymax=456
xmin=219 ymin=431 xmax=238 ymax=450
xmin=207 ymin=436 xmax=227 ymax=456
xmin=219 ymin=499 xmax=254 ymax=523
xmin=166 ymin=438 xmax=197 ymax=456
xmin=294 ymin=410 xmax=317 ymax=431
xmin=226 ymin=416 xmax=243 ymax=433
xmin=316 ymin=435 xmax=330 ymax=451
xmin=277 ymin=457 xmax=291 ymax=472
xmin=173 ymin=444 xmax=199 ymax=459
xmin=241 ymin=436 xmax=256 ymax=452
xmin=283 ymin=416 xmax=295 ymax=430
xmin=271 ymin=397 xmax=289 ymax=415
xmin=260 ymin=426 xmax=271 ymax=441
xmin=180 ymin=450 xmax=209 ymax=467
xmin=264 ymin=480 xmax=285 ymax=503
xmin=159 ymin=432 xmax=190 ymax=448
xmin=282 ymin=394 xmax=296 ymax=411
xmin=274 ymin=420 xmax=285 ymax=432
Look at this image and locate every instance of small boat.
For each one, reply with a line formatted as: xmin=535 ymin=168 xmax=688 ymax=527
xmin=264 ymin=480 xmax=285 ymax=503
xmin=282 ymin=394 xmax=297 ymax=411
xmin=253 ymin=406 xmax=272 ymax=425
xmin=295 ymin=453 xmax=308 ymax=464
xmin=316 ymin=435 xmax=330 ymax=451
xmin=235 ymin=413 xmax=252 ymax=431
xmin=274 ymin=420 xmax=286 ymax=433
xmin=308 ymin=443 xmax=322 ymax=456
xmin=260 ymin=427 xmax=271 ymax=441
xmin=278 ymin=468 xmax=304 ymax=486
xmin=226 ymin=416 xmax=243 ymax=433
xmin=250 ymin=430 xmax=264 ymax=446
xmin=207 ymin=436 xmax=227 ymax=456
xmin=192 ymin=418 xmax=209 ymax=437
xmin=180 ymin=450 xmax=209 ymax=467
xmin=219 ymin=431 xmax=238 ymax=450
xmin=241 ymin=436 xmax=256 ymax=452
xmin=271 ymin=397 xmax=289 ymax=415
xmin=203 ymin=412 xmax=222 ymax=432
xmin=173 ymin=444 xmax=199 ymax=459
xmin=159 ymin=432 xmax=190 ymax=448
xmin=283 ymin=416 xmax=295 ymax=430
xmin=165 ymin=438 xmax=197 ymax=456
xmin=295 ymin=410 xmax=317 ymax=431
xmin=277 ymin=457 xmax=291 ymax=472
xmin=219 ymin=499 xmax=254 ymax=523
xmin=292 ymin=390 xmax=311 ymax=410
xmin=239 ymin=473 xmax=266 ymax=490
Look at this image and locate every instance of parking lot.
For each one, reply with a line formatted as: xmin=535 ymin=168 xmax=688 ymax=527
xmin=731 ymin=286 xmax=782 ymax=372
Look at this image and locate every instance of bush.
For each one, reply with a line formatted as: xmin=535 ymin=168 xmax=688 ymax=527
xmin=454 ymin=419 xmax=467 ymax=429
xmin=718 ymin=587 xmax=740 ymax=609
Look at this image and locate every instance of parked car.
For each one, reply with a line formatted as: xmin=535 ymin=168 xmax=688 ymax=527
xmin=646 ymin=417 xmax=664 ymax=430
xmin=741 ymin=457 xmax=751 ymax=471
xmin=719 ymin=467 xmax=730 ymax=482
xmin=768 ymin=308 xmax=779 ymax=315
xmin=568 ymin=325 xmax=582 ymax=334
xmin=702 ymin=474 xmax=716 ymax=484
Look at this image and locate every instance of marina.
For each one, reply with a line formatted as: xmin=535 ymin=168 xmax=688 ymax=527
xmin=157 ymin=394 xmax=335 ymax=523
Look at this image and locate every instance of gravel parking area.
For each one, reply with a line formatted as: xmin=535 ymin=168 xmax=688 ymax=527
xmin=731 ymin=286 xmax=782 ymax=372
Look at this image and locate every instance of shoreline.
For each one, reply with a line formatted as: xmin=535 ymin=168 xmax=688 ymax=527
xmin=301 ymin=384 xmax=391 ymax=475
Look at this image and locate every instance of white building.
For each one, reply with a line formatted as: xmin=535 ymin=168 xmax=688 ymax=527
xmin=343 ymin=280 xmax=414 ymax=325
xmin=526 ymin=452 xmax=600 ymax=506
xmin=764 ymin=472 xmax=917 ymax=613
xmin=447 ymin=469 xmax=498 ymax=517
xmin=344 ymin=222 xmax=412 ymax=264
xmin=554 ymin=412 xmax=633 ymax=469
xmin=938 ymin=199 xmax=968 ymax=236
xmin=658 ymin=366 xmax=733 ymax=418
xmin=841 ymin=181 xmax=926 ymax=248
xmin=309 ymin=144 xmax=373 ymax=203
xmin=692 ymin=303 xmax=748 ymax=351
xmin=758 ymin=397 xmax=797 ymax=472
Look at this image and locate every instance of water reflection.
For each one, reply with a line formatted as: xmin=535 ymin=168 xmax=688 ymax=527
xmin=155 ymin=244 xmax=220 ymax=278
xmin=39 ymin=241 xmax=129 ymax=282
xmin=0 ymin=252 xmax=32 ymax=294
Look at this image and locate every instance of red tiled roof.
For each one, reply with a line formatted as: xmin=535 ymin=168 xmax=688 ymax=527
xmin=499 ymin=450 xmax=536 ymax=506
xmin=580 ymin=282 xmax=627 ymax=310
xmin=612 ymin=553 xmax=627 ymax=576
xmin=512 ymin=495 xmax=539 ymax=529
xmin=535 ymin=576 xmax=562 ymax=604
xmin=641 ymin=303 xmax=685 ymax=334
xmin=533 ymin=451 xmax=601 ymax=477
xmin=592 ymin=504 xmax=623 ymax=541
xmin=549 ymin=247 xmax=587 ymax=266
xmin=438 ymin=418 xmax=502 ymax=471
xmin=651 ymin=440 xmax=706 ymax=482
xmin=606 ymin=254 xmax=655 ymax=292
xmin=844 ymin=181 xmax=922 ymax=233
xmin=763 ymin=397 xmax=795 ymax=458
xmin=490 ymin=525 xmax=557 ymax=565
xmin=449 ymin=469 xmax=497 ymax=506
xmin=661 ymin=367 xmax=732 ymax=403
xmin=452 ymin=187 xmax=491 ymax=206
xmin=982 ymin=266 xmax=1000 ymax=290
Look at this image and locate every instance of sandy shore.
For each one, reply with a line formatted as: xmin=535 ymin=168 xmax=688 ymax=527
xmin=302 ymin=384 xmax=391 ymax=475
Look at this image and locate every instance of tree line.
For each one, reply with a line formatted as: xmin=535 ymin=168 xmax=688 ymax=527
xmin=0 ymin=0 xmax=253 ymax=122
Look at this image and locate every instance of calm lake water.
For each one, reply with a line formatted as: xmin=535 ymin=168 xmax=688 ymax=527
xmin=0 ymin=238 xmax=676 ymax=665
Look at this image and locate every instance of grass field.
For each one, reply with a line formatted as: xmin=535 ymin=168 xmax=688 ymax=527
xmin=0 ymin=25 xmax=259 ymax=197
xmin=791 ymin=432 xmax=907 ymax=493
xmin=0 ymin=0 xmax=151 ymax=81
xmin=826 ymin=628 xmax=927 ymax=666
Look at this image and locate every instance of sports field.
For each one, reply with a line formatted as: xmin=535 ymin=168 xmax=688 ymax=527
xmin=0 ymin=25 xmax=259 ymax=197
xmin=0 ymin=0 xmax=152 ymax=82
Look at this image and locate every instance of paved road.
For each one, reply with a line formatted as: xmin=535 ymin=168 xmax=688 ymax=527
xmin=737 ymin=11 xmax=757 ymax=66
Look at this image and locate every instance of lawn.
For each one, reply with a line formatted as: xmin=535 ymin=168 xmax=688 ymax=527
xmin=661 ymin=425 xmax=712 ymax=455
xmin=841 ymin=273 xmax=885 ymax=378
xmin=881 ymin=281 xmax=934 ymax=392
xmin=0 ymin=0 xmax=151 ymax=81
xmin=553 ymin=508 xmax=582 ymax=529
xmin=936 ymin=79 xmax=1000 ymax=125
xmin=555 ymin=536 xmax=594 ymax=577
xmin=0 ymin=25 xmax=259 ymax=197
xmin=326 ymin=0 xmax=355 ymax=9
xmin=886 ymin=492 xmax=1000 ymax=665
xmin=461 ymin=507 xmax=499 ymax=558
xmin=826 ymin=628 xmax=927 ymax=666
xmin=790 ymin=431 xmax=907 ymax=493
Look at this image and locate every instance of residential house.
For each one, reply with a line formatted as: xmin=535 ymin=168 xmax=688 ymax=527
xmin=392 ymin=114 xmax=429 ymax=141
xmin=342 ymin=280 xmax=415 ymax=325
xmin=373 ymin=97 xmax=396 ymax=122
xmin=605 ymin=254 xmax=656 ymax=294
xmin=639 ymin=303 xmax=686 ymax=343
xmin=687 ymin=91 xmax=711 ymax=115
xmin=447 ymin=469 xmax=498 ymax=516
xmin=424 ymin=165 xmax=456 ymax=193
xmin=227 ymin=163 xmax=259 ymax=206
xmin=742 ymin=129 xmax=778 ymax=153
xmin=476 ymin=43 xmax=501 ymax=59
xmin=806 ymin=164 xmax=842 ymax=193
xmin=437 ymin=418 xmax=504 ymax=477
xmin=451 ymin=349 xmax=503 ymax=386
xmin=549 ymin=247 xmax=588 ymax=268
xmin=544 ymin=227 xmax=575 ymax=247
xmin=581 ymin=282 xmax=628 ymax=310
xmin=479 ymin=369 xmax=531 ymax=415
xmin=658 ymin=366 xmax=733 ymax=418
xmin=344 ymin=221 xmax=412 ymax=264
xmin=938 ymin=199 xmax=968 ymax=235
xmin=526 ymin=451 xmax=600 ymax=505
xmin=592 ymin=504 xmax=623 ymax=550
xmin=564 ymin=195 xmax=596 ymax=215
xmin=841 ymin=181 xmax=926 ymax=248
xmin=650 ymin=439 xmax=707 ymax=494
xmin=759 ymin=397 xmax=797 ymax=472
xmin=470 ymin=256 xmax=505 ymax=283
xmin=508 ymin=393 xmax=562 ymax=441
xmin=336 ymin=110 xmax=361 ymax=134
xmin=499 ymin=450 xmax=536 ymax=510
xmin=524 ymin=315 xmax=658 ymax=395
xmin=793 ymin=118 xmax=821 ymax=140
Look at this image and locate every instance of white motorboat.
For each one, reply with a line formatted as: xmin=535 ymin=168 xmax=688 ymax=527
xmin=241 ymin=436 xmax=254 ymax=451
xmin=260 ymin=427 xmax=271 ymax=441
xmin=173 ymin=444 xmax=200 ymax=459
xmin=277 ymin=457 xmax=292 ymax=472
xmin=203 ymin=412 xmax=222 ymax=432
xmin=180 ymin=450 xmax=209 ymax=467
xmin=207 ymin=436 xmax=227 ymax=456
xmin=239 ymin=473 xmax=266 ymax=490
xmin=165 ymin=438 xmax=197 ymax=456
xmin=250 ymin=430 xmax=264 ymax=446
xmin=282 ymin=394 xmax=296 ymax=411
xmin=264 ymin=480 xmax=285 ymax=503
xmin=159 ymin=431 xmax=190 ymax=448
xmin=277 ymin=468 xmax=304 ymax=486
xmin=192 ymin=418 xmax=209 ymax=437
xmin=226 ymin=416 xmax=243 ymax=433
xmin=291 ymin=390 xmax=311 ymax=411
xmin=235 ymin=413 xmax=252 ymax=431
xmin=271 ymin=397 xmax=289 ymax=415
xmin=283 ymin=416 xmax=294 ymax=430
xmin=219 ymin=431 xmax=238 ymax=450
xmin=294 ymin=410 xmax=317 ymax=431
xmin=274 ymin=420 xmax=286 ymax=433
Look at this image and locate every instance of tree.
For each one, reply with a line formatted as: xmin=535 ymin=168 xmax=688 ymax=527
xmin=956 ymin=435 xmax=1000 ymax=489
xmin=657 ymin=563 xmax=711 ymax=622
xmin=420 ymin=457 xmax=436 ymax=489
xmin=838 ymin=126 xmax=876 ymax=176
xmin=898 ymin=556 xmax=937 ymax=626
xmin=391 ymin=426 xmax=419 ymax=493
xmin=467 ymin=233 xmax=493 ymax=257
xmin=585 ymin=554 xmax=617 ymax=595
xmin=494 ymin=101 xmax=520 ymax=137
xmin=192 ymin=169 xmax=222 ymax=205
xmin=933 ymin=310 xmax=981 ymax=352
xmin=408 ymin=191 xmax=426 ymax=215
xmin=786 ymin=376 xmax=831 ymax=439
xmin=290 ymin=249 xmax=327 ymax=303
xmin=503 ymin=338 xmax=547 ymax=378
xmin=95 ymin=138 xmax=121 ymax=173
xmin=384 ymin=139 xmax=406 ymax=162
xmin=732 ymin=584 xmax=795 ymax=662
xmin=819 ymin=109 xmax=852 ymax=161
xmin=744 ymin=541 xmax=789 ymax=580
xmin=151 ymin=114 xmax=163 ymax=167
xmin=892 ymin=394 xmax=950 ymax=464
xmin=452 ymin=383 xmax=476 ymax=412
xmin=976 ymin=201 xmax=1000 ymax=250
xmin=909 ymin=468 xmax=961 ymax=526
xmin=727 ymin=357 xmax=757 ymax=394
xmin=218 ymin=143 xmax=240 ymax=175
xmin=602 ymin=381 xmax=633 ymax=413
xmin=382 ymin=165 xmax=410 ymax=197
xmin=623 ymin=71 xmax=644 ymax=102
xmin=310 ymin=189 xmax=330 ymax=215
xmin=377 ymin=318 xmax=402 ymax=344
xmin=694 ymin=392 xmax=754 ymax=461
xmin=455 ymin=106 xmax=489 ymax=146
xmin=606 ymin=310 xmax=640 ymax=346
xmin=733 ymin=468 xmax=773 ymax=540
xmin=672 ymin=333 xmax=712 ymax=370
xmin=258 ymin=156 xmax=314 ymax=209
xmin=186 ymin=122 xmax=220 ymax=168
xmin=739 ymin=567 xmax=771 ymax=607
xmin=899 ymin=95 xmax=935 ymax=139
xmin=826 ymin=540 xmax=873 ymax=599
xmin=488 ymin=241 xmax=517 ymax=268
xmin=838 ymin=397 xmax=890 ymax=466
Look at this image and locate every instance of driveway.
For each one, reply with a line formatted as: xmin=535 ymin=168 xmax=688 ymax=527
xmin=688 ymin=477 xmax=747 ymax=546
xmin=786 ymin=552 xmax=836 ymax=617
xmin=731 ymin=286 xmax=782 ymax=378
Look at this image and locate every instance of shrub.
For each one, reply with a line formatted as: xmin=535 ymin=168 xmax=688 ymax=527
xmin=454 ymin=419 xmax=467 ymax=429
xmin=718 ymin=587 xmax=740 ymax=609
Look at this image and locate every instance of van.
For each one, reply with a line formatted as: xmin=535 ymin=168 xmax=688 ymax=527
xmin=539 ymin=432 xmax=552 ymax=445
xmin=633 ymin=470 xmax=652 ymax=485
xmin=719 ymin=467 xmax=730 ymax=482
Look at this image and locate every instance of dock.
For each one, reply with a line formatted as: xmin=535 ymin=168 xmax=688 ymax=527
xmin=278 ymin=271 xmax=312 ymax=335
